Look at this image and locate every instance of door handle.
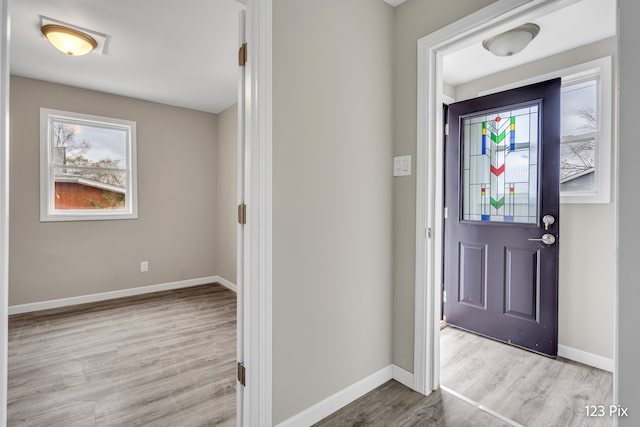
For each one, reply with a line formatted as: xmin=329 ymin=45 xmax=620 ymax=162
xmin=528 ymin=234 xmax=556 ymax=245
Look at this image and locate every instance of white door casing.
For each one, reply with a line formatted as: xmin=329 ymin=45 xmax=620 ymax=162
xmin=414 ymin=0 xmax=588 ymax=394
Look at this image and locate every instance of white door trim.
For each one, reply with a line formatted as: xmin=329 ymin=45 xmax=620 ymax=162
xmin=0 ymin=0 xmax=8 ymax=424
xmin=243 ymin=0 xmax=272 ymax=425
xmin=414 ymin=0 xmax=586 ymax=394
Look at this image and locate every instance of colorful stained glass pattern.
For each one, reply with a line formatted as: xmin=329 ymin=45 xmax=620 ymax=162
xmin=462 ymin=104 xmax=539 ymax=224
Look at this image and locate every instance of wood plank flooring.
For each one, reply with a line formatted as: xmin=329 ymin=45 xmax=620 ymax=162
xmin=8 ymin=283 xmax=236 ymax=427
xmin=316 ymin=327 xmax=613 ymax=426
xmin=440 ymin=326 xmax=613 ymax=427
xmin=315 ymin=380 xmax=510 ymax=426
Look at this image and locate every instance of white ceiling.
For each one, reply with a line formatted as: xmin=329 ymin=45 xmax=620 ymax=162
xmin=11 ymin=0 xmax=614 ymax=112
xmin=10 ymin=0 xmax=244 ymax=114
xmin=443 ymin=0 xmax=616 ymax=86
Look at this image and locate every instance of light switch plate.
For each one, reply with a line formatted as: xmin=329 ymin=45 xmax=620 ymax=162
xmin=393 ymin=155 xmax=411 ymax=176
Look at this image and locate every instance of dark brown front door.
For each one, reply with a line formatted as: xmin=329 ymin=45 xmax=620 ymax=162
xmin=445 ymin=78 xmax=561 ymax=356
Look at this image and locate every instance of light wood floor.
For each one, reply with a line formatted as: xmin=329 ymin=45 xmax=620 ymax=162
xmin=8 ymin=283 xmax=236 ymax=427
xmin=441 ymin=326 xmax=613 ymax=427
xmin=317 ymin=326 xmax=613 ymax=426
xmin=315 ymin=380 xmax=510 ymax=426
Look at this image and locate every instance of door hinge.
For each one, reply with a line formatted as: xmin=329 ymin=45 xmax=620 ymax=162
xmin=444 ymin=123 xmax=449 ymax=136
xmin=237 ymin=362 xmax=246 ymax=386
xmin=443 ymin=291 xmax=447 ymax=303
xmin=238 ymin=204 xmax=247 ymax=225
xmin=444 ymin=207 xmax=448 ymax=219
xmin=239 ymin=43 xmax=248 ymax=67
xmin=427 ymin=227 xmax=432 ymax=239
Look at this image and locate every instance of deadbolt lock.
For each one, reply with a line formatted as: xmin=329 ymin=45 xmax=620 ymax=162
xmin=542 ymin=214 xmax=555 ymax=231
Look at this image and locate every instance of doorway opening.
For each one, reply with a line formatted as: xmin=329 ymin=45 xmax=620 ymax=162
xmin=2 ymin=0 xmax=249 ymax=424
xmin=415 ymin=0 xmax=617 ymax=424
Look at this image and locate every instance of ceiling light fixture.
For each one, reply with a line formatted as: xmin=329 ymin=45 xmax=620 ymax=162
xmin=41 ymin=24 xmax=97 ymax=56
xmin=482 ymin=23 xmax=540 ymax=57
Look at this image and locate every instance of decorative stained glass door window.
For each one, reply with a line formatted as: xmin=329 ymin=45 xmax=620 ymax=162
xmin=462 ymin=103 xmax=539 ymax=223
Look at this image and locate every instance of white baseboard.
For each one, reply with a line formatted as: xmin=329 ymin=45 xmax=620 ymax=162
xmin=275 ymin=363 xmax=418 ymax=426
xmin=275 ymin=365 xmax=393 ymax=427
xmin=392 ymin=364 xmax=415 ymax=390
xmin=8 ymin=275 xmax=235 ymax=315
xmin=215 ymin=275 xmax=237 ymax=293
xmin=558 ymin=344 xmax=614 ymax=372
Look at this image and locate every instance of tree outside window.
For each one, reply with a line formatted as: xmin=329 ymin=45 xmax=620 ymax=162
xmin=560 ymin=80 xmax=597 ymax=193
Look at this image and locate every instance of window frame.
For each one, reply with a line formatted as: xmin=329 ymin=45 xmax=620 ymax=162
xmin=478 ymin=56 xmax=613 ymax=204
xmin=40 ymin=108 xmax=138 ymax=221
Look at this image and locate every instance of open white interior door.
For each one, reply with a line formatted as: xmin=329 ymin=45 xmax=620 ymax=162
xmin=237 ymin=0 xmax=272 ymax=424
xmin=236 ymin=8 xmax=247 ymax=427
xmin=0 ymin=0 xmax=9 ymax=425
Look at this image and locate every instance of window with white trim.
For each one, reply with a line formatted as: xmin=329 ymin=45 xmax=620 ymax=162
xmin=479 ymin=56 xmax=613 ymax=204
xmin=40 ymin=108 xmax=138 ymax=221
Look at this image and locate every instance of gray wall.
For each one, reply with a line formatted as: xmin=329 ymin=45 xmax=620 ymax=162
xmin=9 ymin=76 xmax=220 ymax=305
xmin=617 ymin=0 xmax=639 ymax=422
xmin=272 ymin=0 xmax=394 ymax=423
xmin=391 ymin=0 xmax=496 ymax=373
xmin=454 ymin=38 xmax=616 ymax=360
xmin=215 ymin=104 xmax=238 ymax=285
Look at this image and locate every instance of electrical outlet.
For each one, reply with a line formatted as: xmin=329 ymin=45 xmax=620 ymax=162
xmin=140 ymin=261 xmax=149 ymax=272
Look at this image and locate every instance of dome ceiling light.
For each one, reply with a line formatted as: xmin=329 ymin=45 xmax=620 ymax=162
xmin=482 ymin=23 xmax=540 ymax=57
xmin=41 ymin=24 xmax=97 ymax=56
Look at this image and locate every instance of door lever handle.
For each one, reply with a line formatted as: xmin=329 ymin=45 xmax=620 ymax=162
xmin=528 ymin=234 xmax=556 ymax=245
